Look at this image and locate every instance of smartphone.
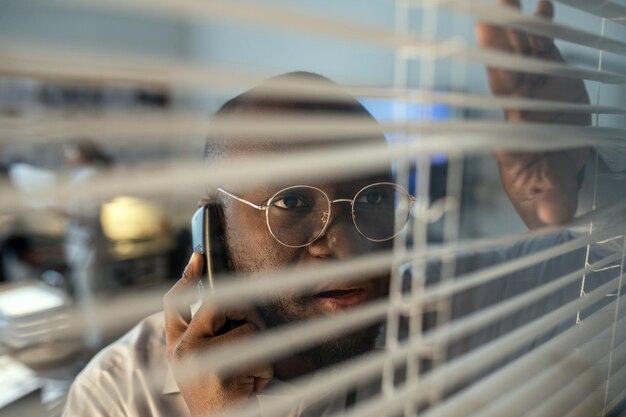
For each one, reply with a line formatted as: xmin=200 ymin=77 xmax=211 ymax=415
xmin=191 ymin=203 xmax=247 ymax=334
xmin=191 ymin=203 xmax=230 ymax=289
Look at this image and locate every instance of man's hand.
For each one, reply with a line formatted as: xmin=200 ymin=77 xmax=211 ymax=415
xmin=164 ymin=253 xmax=272 ymax=417
xmin=476 ymin=0 xmax=590 ymax=228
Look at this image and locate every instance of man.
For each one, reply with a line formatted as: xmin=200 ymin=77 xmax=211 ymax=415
xmin=63 ymin=1 xmax=621 ymax=416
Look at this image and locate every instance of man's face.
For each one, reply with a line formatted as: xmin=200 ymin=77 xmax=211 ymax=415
xmin=221 ymin=170 xmax=393 ymax=368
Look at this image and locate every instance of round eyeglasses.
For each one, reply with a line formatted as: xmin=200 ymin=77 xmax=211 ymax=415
xmin=217 ymin=182 xmax=415 ymax=248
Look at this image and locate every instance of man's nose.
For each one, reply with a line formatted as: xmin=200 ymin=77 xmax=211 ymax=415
xmin=325 ymin=199 xmax=354 ymax=230
xmin=307 ymin=201 xmax=366 ymax=259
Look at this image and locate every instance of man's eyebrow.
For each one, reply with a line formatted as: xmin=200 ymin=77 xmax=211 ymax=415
xmin=238 ymin=189 xmax=274 ymax=206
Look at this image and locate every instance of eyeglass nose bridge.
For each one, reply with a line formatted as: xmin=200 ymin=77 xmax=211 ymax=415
xmin=330 ymin=198 xmax=353 ymax=204
xmin=320 ymin=198 xmax=356 ymax=228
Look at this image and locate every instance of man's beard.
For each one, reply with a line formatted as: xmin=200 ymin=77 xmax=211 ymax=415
xmin=258 ymin=298 xmax=382 ymax=370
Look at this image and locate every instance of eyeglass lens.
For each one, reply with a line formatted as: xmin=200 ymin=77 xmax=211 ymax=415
xmin=267 ymin=187 xmax=330 ymax=247
xmin=353 ymin=183 xmax=411 ymax=241
xmin=266 ymin=184 xmax=411 ymax=246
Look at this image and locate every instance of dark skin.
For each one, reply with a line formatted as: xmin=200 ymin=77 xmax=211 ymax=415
xmin=166 ymin=2 xmax=591 ymax=414
xmin=224 ymin=175 xmax=393 ymax=363
xmin=224 ymin=175 xmax=394 ymax=272
xmin=476 ymin=0 xmax=590 ymax=228
xmin=165 ymin=172 xmax=393 ymax=416
xmin=164 ymin=277 xmax=272 ymax=416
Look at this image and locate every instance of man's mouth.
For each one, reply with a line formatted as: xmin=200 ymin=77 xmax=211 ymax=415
xmin=313 ymin=288 xmax=369 ymax=311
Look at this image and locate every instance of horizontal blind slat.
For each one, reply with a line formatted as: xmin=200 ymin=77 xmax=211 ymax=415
xmin=2 ymin=2 xmax=624 ymax=414
xmin=5 ymin=8 xmax=626 ymax=86
xmin=461 ymin=47 xmax=626 ymax=84
xmin=606 ymin=364 xmax=626 ymax=412
xmin=418 ymin=0 xmax=626 ymax=56
xmin=337 ymin=289 xmax=622 ymax=417
xmin=416 ymin=287 xmax=623 ymax=417
xmin=26 ymin=230 xmax=624 ymax=348
xmin=474 ymin=335 xmax=622 ymax=417
xmin=3 ymin=115 xmax=625 ymax=148
xmin=2 ymin=137 xmax=624 ymax=214
xmin=52 ymin=0 xmax=444 ymax=54
xmin=526 ymin=344 xmax=623 ymax=417
xmin=192 ymin=250 xmax=623 ymax=379
xmin=34 ymin=243 xmax=622 ymax=417
xmin=221 ymin=286 xmax=623 ymax=417
xmin=565 ymin=393 xmax=606 ymax=417
xmin=554 ymin=0 xmax=626 ymax=26
xmin=386 ymin=90 xmax=626 ymax=114
xmin=416 ymin=253 xmax=623 ymax=349
xmin=168 ymin=221 xmax=626 ymax=309
xmin=3 ymin=42 xmax=626 ymax=115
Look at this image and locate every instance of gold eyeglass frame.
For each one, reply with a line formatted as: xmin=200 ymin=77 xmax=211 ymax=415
xmin=217 ymin=182 xmax=415 ymax=248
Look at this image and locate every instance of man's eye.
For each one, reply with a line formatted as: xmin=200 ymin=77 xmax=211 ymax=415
xmin=272 ymin=195 xmax=308 ymax=209
xmin=357 ymin=191 xmax=384 ymax=205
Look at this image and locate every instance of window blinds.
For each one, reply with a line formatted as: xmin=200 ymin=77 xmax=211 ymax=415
xmin=0 ymin=1 xmax=624 ymax=417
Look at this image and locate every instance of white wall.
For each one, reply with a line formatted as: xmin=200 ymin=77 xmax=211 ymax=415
xmin=0 ymin=0 xmax=191 ymax=60
xmin=188 ymin=0 xmax=394 ymax=84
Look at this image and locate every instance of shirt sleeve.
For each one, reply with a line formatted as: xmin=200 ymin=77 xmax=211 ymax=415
xmin=445 ymin=231 xmax=620 ymax=359
xmin=63 ymin=370 xmax=127 ymax=417
xmin=61 ymin=314 xmax=188 ymax=417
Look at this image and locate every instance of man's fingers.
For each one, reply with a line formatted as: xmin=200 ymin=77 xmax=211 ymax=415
xmin=184 ymin=251 xmax=205 ymax=281
xmin=476 ymin=21 xmax=522 ymax=94
xmin=528 ymin=0 xmax=557 ymax=55
xmin=186 ymin=303 xmax=227 ymax=337
xmin=475 ymin=21 xmax=511 ymax=51
xmin=252 ymin=364 xmax=273 ymax=393
xmin=497 ymin=0 xmax=521 ymax=8
xmin=227 ymin=307 xmax=265 ymax=331
xmin=186 ymin=303 xmax=265 ymax=339
xmin=536 ymin=0 xmax=554 ymax=20
xmin=496 ymin=0 xmax=530 ymax=56
xmin=529 ymin=34 xmax=555 ymax=56
xmin=164 ymin=253 xmax=205 ymax=347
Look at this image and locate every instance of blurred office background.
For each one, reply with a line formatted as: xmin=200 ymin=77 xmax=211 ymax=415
xmin=0 ymin=0 xmax=625 ymax=415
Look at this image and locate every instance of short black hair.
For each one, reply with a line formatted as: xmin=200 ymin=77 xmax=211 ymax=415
xmin=204 ymin=71 xmax=385 ymax=163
